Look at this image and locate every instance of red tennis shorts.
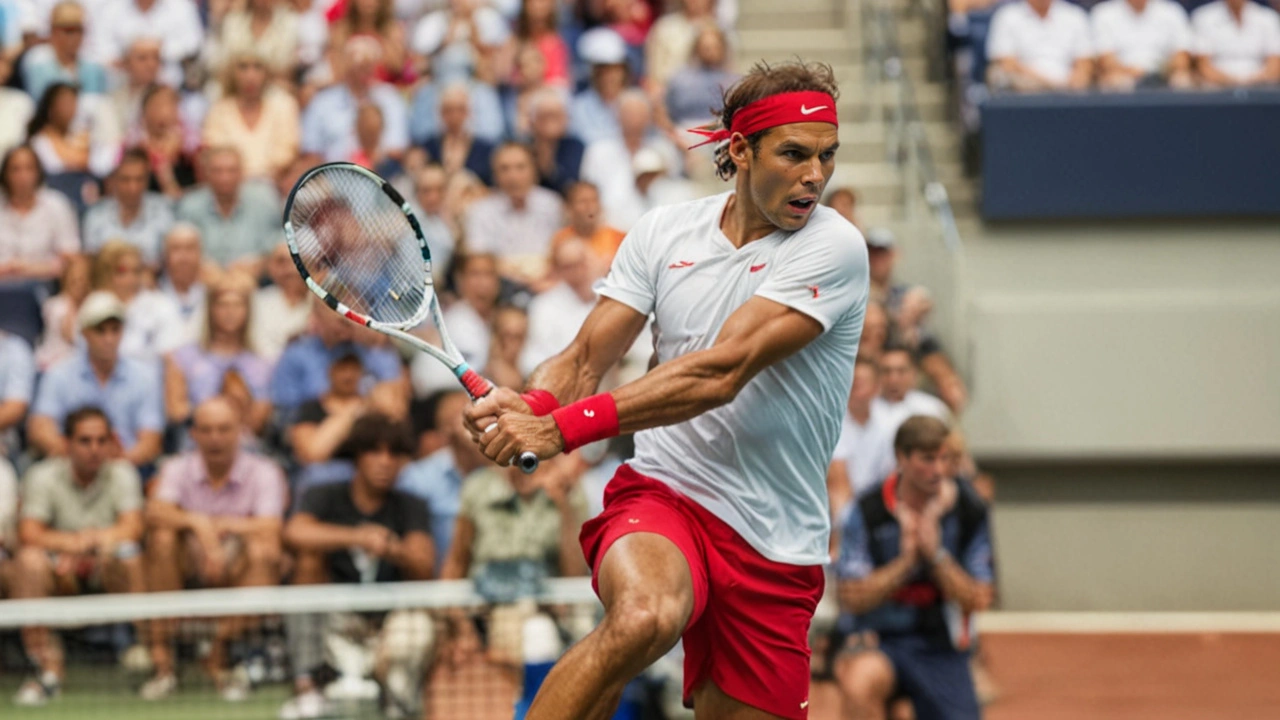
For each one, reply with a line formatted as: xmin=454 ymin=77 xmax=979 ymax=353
xmin=579 ymin=465 xmax=825 ymax=720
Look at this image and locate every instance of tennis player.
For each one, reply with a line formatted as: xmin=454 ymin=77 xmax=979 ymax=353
xmin=468 ymin=60 xmax=868 ymax=720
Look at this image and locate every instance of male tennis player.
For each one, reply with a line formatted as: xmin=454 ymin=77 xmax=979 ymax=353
xmin=468 ymin=60 xmax=868 ymax=720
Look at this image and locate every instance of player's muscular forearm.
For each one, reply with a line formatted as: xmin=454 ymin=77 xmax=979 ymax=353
xmin=526 ymin=297 xmax=649 ymax=403
xmin=837 ymin=554 xmax=917 ymax=615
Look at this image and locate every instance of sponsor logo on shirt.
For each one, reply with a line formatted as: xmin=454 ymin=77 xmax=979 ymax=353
xmin=668 ymin=260 xmax=695 ymax=269
xmin=749 ymin=263 xmax=767 ymax=273
xmin=807 ymin=285 xmax=820 ymax=298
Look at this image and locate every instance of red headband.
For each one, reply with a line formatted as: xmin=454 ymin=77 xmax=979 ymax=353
xmin=688 ymin=90 xmax=837 ymax=149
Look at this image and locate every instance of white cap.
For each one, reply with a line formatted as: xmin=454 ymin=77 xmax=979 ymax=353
xmin=77 ymin=291 xmax=127 ymax=329
xmin=631 ymin=147 xmax=666 ymax=176
xmin=577 ymin=27 xmax=628 ymax=66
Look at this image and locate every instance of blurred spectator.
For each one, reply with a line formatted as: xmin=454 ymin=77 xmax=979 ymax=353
xmin=875 ymin=346 xmax=951 ymax=437
xmin=570 ymin=27 xmax=631 ymax=144
xmin=858 ymin=300 xmax=890 ymax=361
xmin=0 ymin=451 xmax=14 ymax=567
xmin=0 ymin=55 xmax=35 ymax=157
xmin=28 ymin=291 xmax=164 ymax=466
xmin=422 ymin=82 xmax=495 ymax=185
xmin=157 ymin=223 xmax=211 ymax=342
xmin=350 ymin=102 xmax=404 ymax=178
xmin=549 ymin=180 xmax=624 ymax=266
xmin=833 ymin=415 xmax=994 ymax=720
xmin=0 ymin=329 xmax=34 ymax=459
xmin=825 ymin=186 xmax=859 ymax=228
xmin=106 ymin=38 xmax=162 ymax=136
xmin=1191 ymin=0 xmax=1280 ymax=87
xmin=92 ymin=240 xmax=187 ymax=363
xmin=520 ymin=238 xmax=600 ymax=375
xmin=987 ymin=0 xmax=1094 ymax=92
xmin=407 ymin=164 xmax=457 ymax=284
xmin=329 ymin=0 xmax=412 ymax=85
xmin=627 ymin=146 xmax=697 ymax=223
xmin=281 ymin=414 xmax=433 ymax=720
xmin=131 ymin=84 xmax=198 ymax=199
xmin=397 ymin=389 xmax=488 ymax=568
xmin=464 ymin=143 xmax=564 ymax=288
xmin=141 ymin=397 xmax=286 ymax=701
xmin=506 ymin=0 xmax=570 ymax=87
xmin=301 ymin=36 xmax=409 ymax=162
xmin=440 ymin=167 xmax=487 ymax=237
xmin=410 ymin=0 xmax=510 ymax=84
xmin=35 ymin=255 xmax=92 ymax=370
xmin=292 ymin=0 xmax=331 ymax=71
xmin=207 ymin=0 xmax=301 ymax=79
xmin=165 ymin=272 xmax=273 ymax=434
xmin=409 ymin=74 xmax=505 ymax=146
xmin=527 ymin=87 xmax=584 ymax=193
xmin=22 ymin=2 xmax=108 ymax=100
xmin=27 ymin=81 xmax=120 ymax=180
xmin=827 ymin=357 xmax=896 ymax=519
xmin=485 ymin=304 xmax=528 ymax=388
xmin=582 ymin=88 xmax=682 ymax=230
xmin=89 ymin=0 xmax=204 ymax=83
xmin=0 ymin=144 xmax=79 ymax=281
xmin=82 ymin=147 xmax=175 ymax=265
xmin=500 ymin=42 xmax=557 ymax=140
xmin=176 ymin=146 xmax=281 ymax=273
xmin=438 ymin=252 xmax=500 ymax=371
xmin=11 ymin=406 xmax=145 ymax=706
xmin=645 ymin=0 xmax=717 ymax=92
xmin=250 ymin=242 xmax=313 ymax=362
xmin=202 ymin=50 xmax=301 ymax=182
xmin=663 ymin=21 xmax=738 ymax=127
xmin=595 ymin=0 xmax=655 ymax=52
xmin=1091 ymin=0 xmax=1194 ymax=90
xmin=270 ymin=301 xmax=403 ymax=418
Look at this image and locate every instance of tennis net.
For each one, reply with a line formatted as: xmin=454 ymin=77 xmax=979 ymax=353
xmin=0 ymin=578 xmax=662 ymax=720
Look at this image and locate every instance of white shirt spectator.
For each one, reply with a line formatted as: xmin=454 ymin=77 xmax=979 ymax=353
xmin=988 ymin=0 xmax=1094 ymax=85
xmin=89 ymin=0 xmax=203 ymax=80
xmin=581 ymin=136 xmax=683 ymax=231
xmin=410 ymin=5 xmax=508 ymax=82
xmin=0 ymin=187 xmax=80 ymax=265
xmin=119 ymin=289 xmax=187 ymax=363
xmin=300 ymin=83 xmax=409 ymax=162
xmin=463 ymin=186 xmax=564 ymax=263
xmin=0 ymin=88 xmax=34 ymax=158
xmin=832 ymin=410 xmax=897 ymax=499
xmin=872 ymin=390 xmax=951 ymax=440
xmin=1091 ymin=0 xmax=1193 ymax=74
xmin=519 ymin=282 xmax=593 ymax=377
xmin=1191 ymin=0 xmax=1280 ymax=83
xmin=249 ymin=285 xmax=312 ymax=363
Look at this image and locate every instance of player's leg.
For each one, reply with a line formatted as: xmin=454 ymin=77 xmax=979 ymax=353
xmin=524 ymin=531 xmax=695 ymax=720
xmin=693 ymin=679 xmax=790 ymax=720
xmin=834 ymin=648 xmax=896 ymax=720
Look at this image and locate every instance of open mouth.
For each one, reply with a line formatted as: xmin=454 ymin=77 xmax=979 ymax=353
xmin=787 ymin=198 xmax=817 ymax=213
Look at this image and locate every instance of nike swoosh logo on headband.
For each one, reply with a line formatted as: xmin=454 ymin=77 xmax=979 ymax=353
xmin=799 ymin=105 xmax=828 ymax=115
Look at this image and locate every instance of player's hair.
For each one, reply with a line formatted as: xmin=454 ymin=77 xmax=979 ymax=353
xmin=894 ymin=415 xmax=950 ymax=456
xmin=64 ymin=405 xmax=112 ymax=439
xmin=338 ymin=412 xmax=415 ymax=460
xmin=711 ymin=60 xmax=840 ymax=181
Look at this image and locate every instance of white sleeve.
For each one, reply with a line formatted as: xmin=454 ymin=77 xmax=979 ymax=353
xmin=754 ymin=219 xmax=868 ymax=332
xmin=1090 ymin=7 xmax=1116 ymax=55
xmin=1071 ymin=12 xmax=1095 ymax=59
xmin=1190 ymin=9 xmax=1212 ymax=55
xmin=595 ymin=209 xmax=661 ymax=316
xmin=986 ymin=6 xmax=1016 ymax=60
xmin=1170 ymin=7 xmax=1193 ymax=54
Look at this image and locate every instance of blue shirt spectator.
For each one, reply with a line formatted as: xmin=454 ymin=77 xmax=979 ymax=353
xmin=409 ymin=79 xmax=504 ymax=146
xmin=174 ymin=147 xmax=280 ymax=268
xmin=0 ymin=330 xmax=35 ymax=458
xmin=21 ymin=3 xmax=109 ymax=99
xmin=569 ymin=88 xmax=621 ymax=145
xmin=269 ymin=307 xmax=402 ymax=416
xmin=82 ymin=149 xmax=174 ymax=266
xmin=301 ymin=38 xmax=409 ymax=163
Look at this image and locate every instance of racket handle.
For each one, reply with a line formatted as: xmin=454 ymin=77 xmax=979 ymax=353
xmin=516 ymin=452 xmax=540 ymax=474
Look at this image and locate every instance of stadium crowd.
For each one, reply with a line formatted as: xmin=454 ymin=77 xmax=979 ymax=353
xmin=0 ymin=0 xmax=994 ymax=717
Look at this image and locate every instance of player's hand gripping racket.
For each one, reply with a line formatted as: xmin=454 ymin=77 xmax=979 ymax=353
xmin=283 ymin=162 xmax=539 ymax=473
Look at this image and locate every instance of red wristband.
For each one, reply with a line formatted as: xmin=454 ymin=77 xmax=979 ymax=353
xmin=520 ymin=389 xmax=561 ymax=417
xmin=551 ymin=393 xmax=619 ymax=453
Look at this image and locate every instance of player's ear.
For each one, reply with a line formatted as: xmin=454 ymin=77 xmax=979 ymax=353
xmin=727 ymin=132 xmax=753 ymax=172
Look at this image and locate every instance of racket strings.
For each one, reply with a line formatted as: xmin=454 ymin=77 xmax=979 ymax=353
xmin=288 ymin=166 xmax=430 ymax=326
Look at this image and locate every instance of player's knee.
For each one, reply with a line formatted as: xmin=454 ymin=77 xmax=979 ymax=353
xmin=600 ymin=594 xmax=685 ymax=658
xmin=836 ymin=650 xmax=896 ymax=705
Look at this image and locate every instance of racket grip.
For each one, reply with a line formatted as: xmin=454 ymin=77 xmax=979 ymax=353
xmin=516 ymin=452 xmax=540 ymax=474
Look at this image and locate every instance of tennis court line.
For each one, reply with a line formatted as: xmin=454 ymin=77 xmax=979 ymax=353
xmin=977 ymin=611 xmax=1280 ymax=633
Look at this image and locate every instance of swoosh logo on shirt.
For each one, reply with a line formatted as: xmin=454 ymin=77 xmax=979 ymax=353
xmin=807 ymin=285 xmax=820 ymax=298
xmin=750 ymin=263 xmax=767 ymax=273
xmin=668 ymin=260 xmax=695 ymax=269
xmin=799 ymin=105 xmax=827 ymax=115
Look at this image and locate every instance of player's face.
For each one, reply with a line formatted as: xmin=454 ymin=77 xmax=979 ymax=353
xmin=744 ymin=123 xmax=839 ymax=233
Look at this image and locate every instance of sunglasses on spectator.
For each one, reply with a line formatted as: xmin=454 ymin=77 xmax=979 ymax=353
xmin=54 ymin=24 xmax=84 ymax=33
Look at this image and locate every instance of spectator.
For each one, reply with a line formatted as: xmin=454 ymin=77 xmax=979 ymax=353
xmin=82 ymin=147 xmax=175 ymax=265
xmin=11 ymin=406 xmax=146 ymax=706
xmin=92 ymin=240 xmax=187 ymax=363
xmin=833 ymin=415 xmax=994 ymax=720
xmin=397 ymin=389 xmax=488 ymax=568
xmin=464 ymin=143 xmax=564 ymax=288
xmin=0 ymin=144 xmax=79 ymax=281
xmin=505 ymin=0 xmax=571 ymax=87
xmin=157 ymin=223 xmax=212 ymax=342
xmin=176 ymin=146 xmax=281 ymax=273
xmin=423 ymin=82 xmax=496 ymax=185
xmin=0 ymin=54 xmax=34 ymax=157
xmin=301 ymin=36 xmax=409 ymax=163
xmin=35 ymin=255 xmax=92 ymax=370
xmin=440 ymin=167 xmax=488 ymax=238
xmin=663 ymin=21 xmax=739 ymax=127
xmin=859 ymin=300 xmax=890 ymax=361
xmin=410 ymin=0 xmax=510 ymax=84
xmin=27 ymin=81 xmax=119 ymax=180
xmin=570 ymin=27 xmax=631 ymax=144
xmin=520 ymin=238 xmax=601 ymax=376
xmin=500 ymin=41 xmax=550 ymax=140
xmin=827 ymin=357 xmax=897 ymax=520
xmin=250 ymin=242 xmax=313 ymax=363
xmin=140 ymin=397 xmax=286 ymax=700
xmin=0 ymin=450 xmax=14 ymax=571
xmin=645 ymin=0 xmax=718 ymax=93
xmin=206 ymin=0 xmax=301 ymax=79
xmin=22 ymin=2 xmax=108 ymax=100
xmin=407 ymin=164 xmax=457 ymax=284
xmin=874 ymin=346 xmax=951 ymax=439
xmin=270 ymin=301 xmax=403 ymax=418
xmin=349 ymin=102 xmax=404 ymax=178
xmin=105 ymin=37 xmax=161 ymax=136
xmin=165 ymin=272 xmax=272 ymax=433
xmin=329 ymin=0 xmax=412 ymax=86
xmin=987 ymin=0 xmax=1094 ymax=92
xmin=625 ymin=146 xmax=698 ymax=225
xmin=202 ymin=49 xmax=301 ymax=182
xmin=485 ymin=304 xmax=528 ymax=389
xmin=89 ymin=0 xmax=203 ymax=83
xmin=131 ymin=84 xmax=199 ymax=199
xmin=1191 ymin=0 xmax=1280 ymax=87
xmin=281 ymin=414 xmax=433 ymax=720
xmin=0 ymin=328 xmax=35 ymax=460
xmin=412 ymin=253 xmax=500 ymax=392
xmin=1091 ymin=0 xmax=1194 ymax=90
xmin=291 ymin=0 xmax=330 ymax=71
xmin=825 ymin=186 xmax=859 ymax=228
xmin=28 ymin=291 xmax=164 ymax=465
xmin=549 ymin=180 xmax=625 ymax=267
xmin=582 ymin=88 xmax=683 ymax=230
xmin=410 ymin=73 xmax=506 ymax=147
xmin=527 ymin=87 xmax=584 ymax=194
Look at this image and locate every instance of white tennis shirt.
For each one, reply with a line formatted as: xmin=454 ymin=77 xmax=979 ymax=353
xmin=597 ymin=191 xmax=869 ymax=565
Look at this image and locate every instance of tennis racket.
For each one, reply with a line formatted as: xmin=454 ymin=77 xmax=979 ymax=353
xmin=283 ymin=161 xmax=539 ymax=473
